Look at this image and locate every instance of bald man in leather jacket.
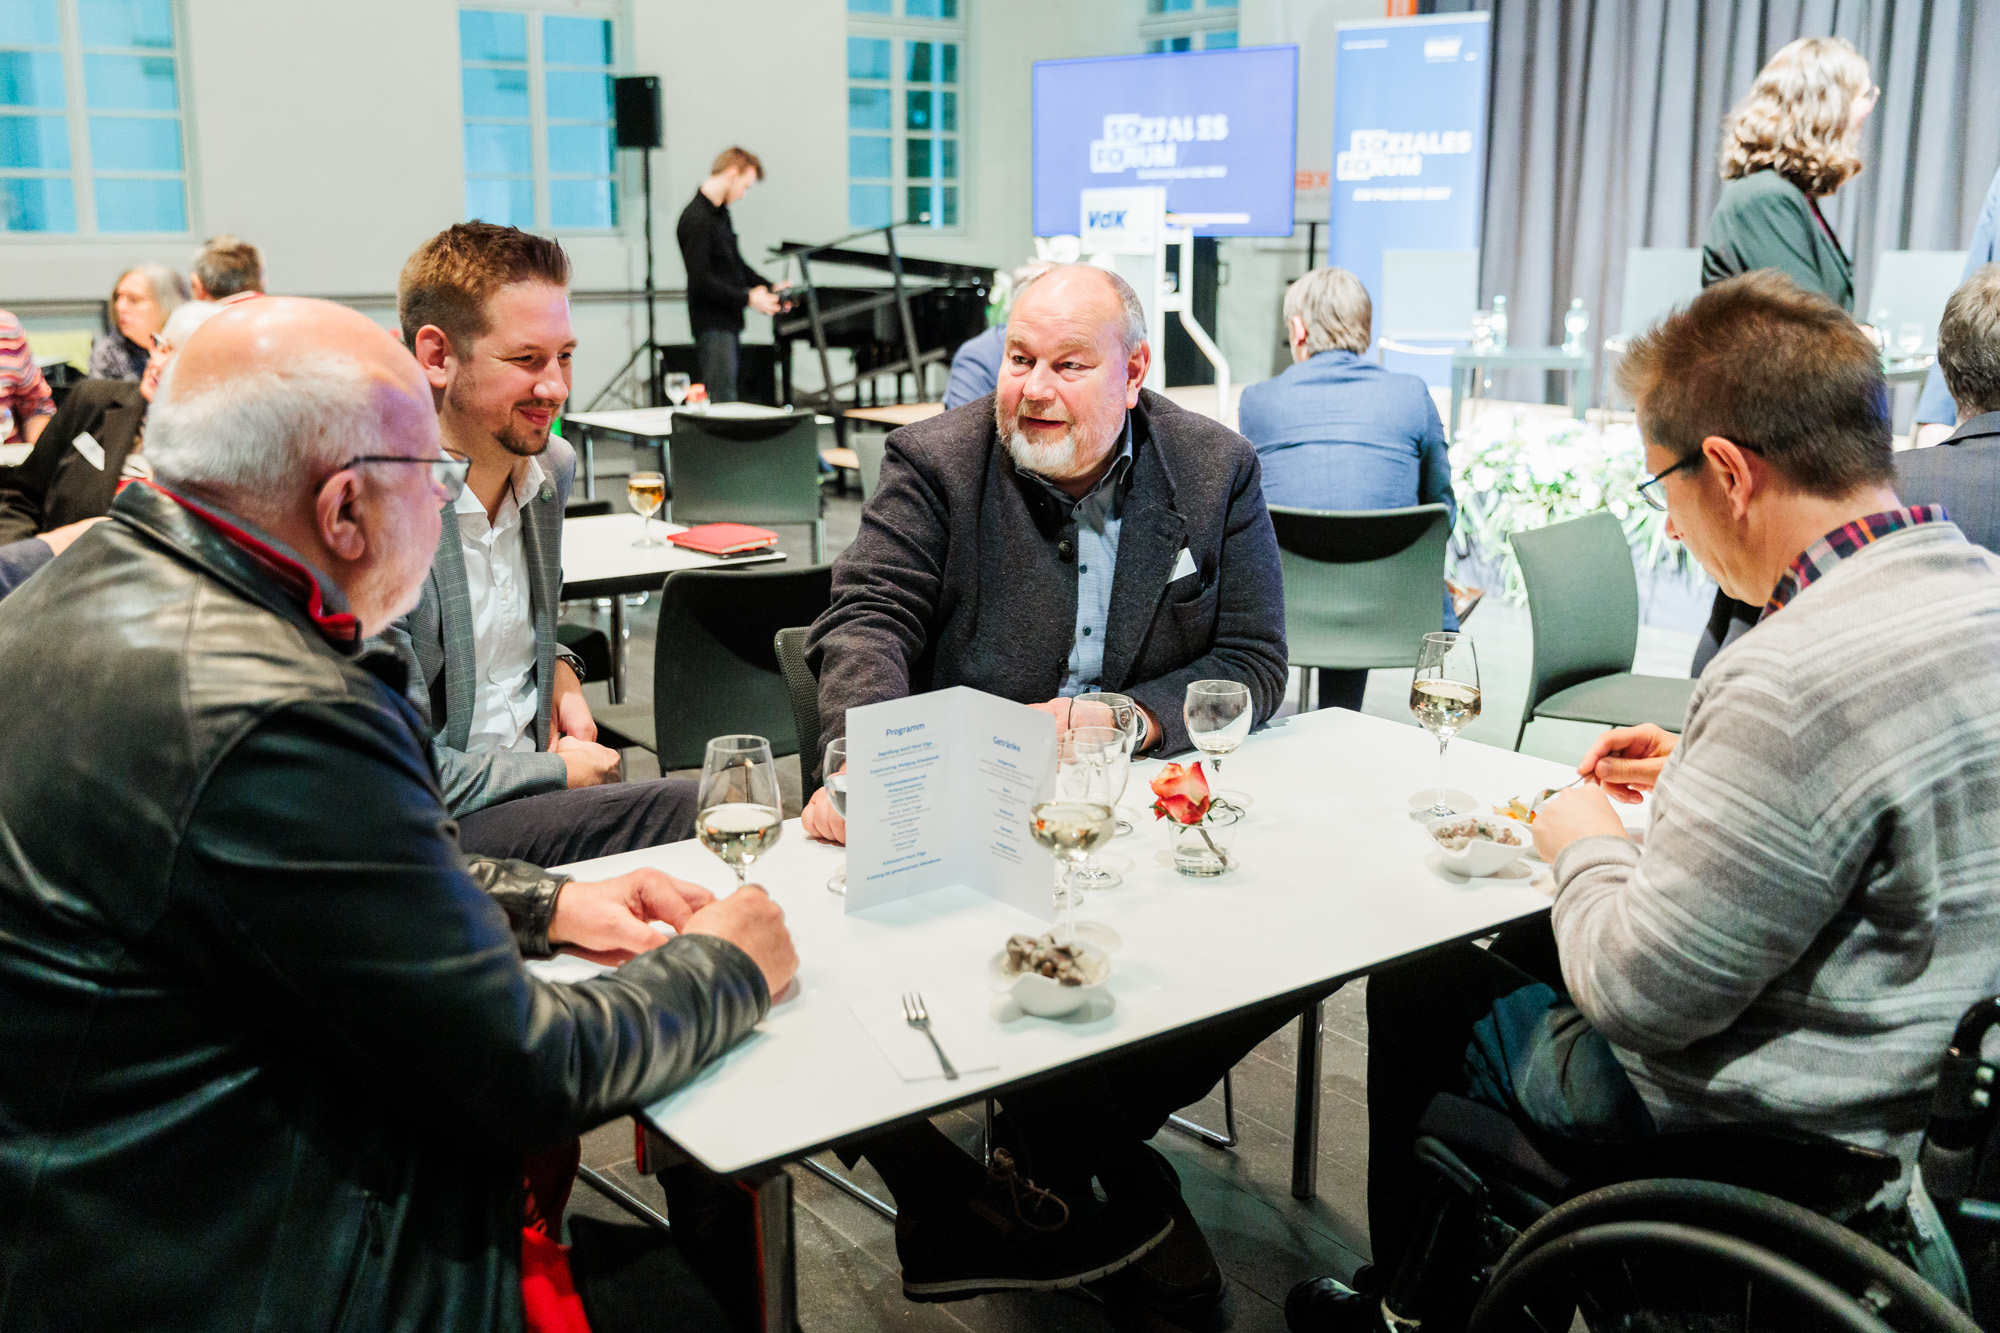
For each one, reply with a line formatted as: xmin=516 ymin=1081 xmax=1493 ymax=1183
xmin=0 ymin=298 xmax=796 ymax=1332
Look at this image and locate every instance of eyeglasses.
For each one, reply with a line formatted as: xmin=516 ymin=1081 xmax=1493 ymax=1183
xmin=343 ymin=453 xmax=471 ymax=502
xmin=1635 ymin=454 xmax=1698 ymax=511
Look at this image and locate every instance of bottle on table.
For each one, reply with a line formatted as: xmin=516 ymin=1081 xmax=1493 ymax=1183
xmin=1489 ymin=295 xmax=1509 ymax=350
xmin=1562 ymin=298 xmax=1588 ymax=355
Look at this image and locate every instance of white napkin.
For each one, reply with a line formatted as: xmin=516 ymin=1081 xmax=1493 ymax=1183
xmin=1169 ymin=547 xmax=1198 ymax=582
xmin=850 ymin=994 xmax=999 ymax=1082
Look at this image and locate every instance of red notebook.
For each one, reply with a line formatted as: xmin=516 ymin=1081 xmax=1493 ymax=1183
xmin=667 ymin=522 xmax=781 ymax=556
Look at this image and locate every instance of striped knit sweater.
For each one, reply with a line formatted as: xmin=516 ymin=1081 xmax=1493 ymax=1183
xmin=1551 ymin=521 xmax=2000 ymax=1173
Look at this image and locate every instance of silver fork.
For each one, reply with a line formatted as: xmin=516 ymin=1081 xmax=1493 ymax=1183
xmin=902 ymin=991 xmax=959 ymax=1080
xmin=1531 ymin=774 xmax=1590 ymax=814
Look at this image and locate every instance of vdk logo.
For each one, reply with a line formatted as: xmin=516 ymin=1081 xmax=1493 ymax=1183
xmin=1086 ymin=209 xmax=1128 ymax=229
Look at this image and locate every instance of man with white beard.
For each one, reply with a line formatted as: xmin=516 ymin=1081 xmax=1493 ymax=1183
xmin=796 ymin=264 xmax=1289 ymax=1328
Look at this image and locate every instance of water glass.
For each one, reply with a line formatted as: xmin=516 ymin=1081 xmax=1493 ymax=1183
xmin=823 ymin=737 xmax=849 ymax=895
xmin=1071 ymin=691 xmax=1144 ymax=833
xmin=696 ymin=735 xmax=783 ymax=886
xmin=665 ymin=372 xmax=691 ymax=407
xmin=1184 ymin=680 xmax=1252 ymax=781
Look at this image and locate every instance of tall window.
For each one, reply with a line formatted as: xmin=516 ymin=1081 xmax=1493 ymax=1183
xmin=846 ymin=0 xmax=965 ymax=232
xmin=459 ymin=6 xmax=618 ymax=232
xmin=1141 ymin=0 xmax=1237 ymax=52
xmin=0 ymin=0 xmax=189 ymax=236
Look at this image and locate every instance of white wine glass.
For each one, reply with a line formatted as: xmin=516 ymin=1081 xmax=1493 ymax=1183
xmin=1410 ymin=632 xmax=1481 ymax=817
xmin=627 ymin=470 xmax=666 ymax=547
xmin=1030 ymin=799 xmax=1115 ymax=944
xmin=823 ymin=737 xmax=849 ymax=896
xmin=1185 ymin=680 xmax=1252 ymax=812
xmin=664 ymin=372 xmax=691 ymax=407
xmin=1059 ymin=726 xmax=1130 ymax=892
xmin=1072 ymin=691 xmax=1143 ymax=834
xmin=696 ymin=735 xmax=783 ymax=887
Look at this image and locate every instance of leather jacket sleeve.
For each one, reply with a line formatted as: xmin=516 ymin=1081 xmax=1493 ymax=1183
xmin=466 ymin=856 xmax=568 ymax=959
xmin=169 ymin=695 xmax=770 ymax=1149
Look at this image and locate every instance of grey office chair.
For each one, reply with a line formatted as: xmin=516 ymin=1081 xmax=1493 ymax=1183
xmin=1270 ymin=504 xmax=1453 ymax=707
xmin=1510 ymin=512 xmax=1697 ymax=749
xmin=666 ymin=410 xmax=827 ymax=562
xmin=594 ymin=564 xmax=833 ymax=769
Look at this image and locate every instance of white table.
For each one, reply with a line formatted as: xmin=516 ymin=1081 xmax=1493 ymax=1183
xmin=546 ymin=707 xmax=1577 ymax=1328
xmin=564 ymin=405 xmax=836 ymax=501
xmin=559 ymin=513 xmax=786 ymax=701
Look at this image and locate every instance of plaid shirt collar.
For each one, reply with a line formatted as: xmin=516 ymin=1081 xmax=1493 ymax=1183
xmin=1762 ymin=505 xmax=1949 ymax=619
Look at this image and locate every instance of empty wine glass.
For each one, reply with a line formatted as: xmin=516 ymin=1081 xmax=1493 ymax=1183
xmin=1059 ymin=726 xmax=1130 ymax=892
xmin=1072 ymin=691 xmax=1143 ymax=833
xmin=627 ymin=470 xmax=666 ymax=547
xmin=823 ymin=737 xmax=849 ymax=895
xmin=1897 ymin=322 xmax=1925 ymax=359
xmin=696 ymin=735 xmax=783 ymax=887
xmin=1409 ymin=632 xmax=1481 ymax=817
xmin=665 ymin=372 xmax=691 ymax=407
xmin=1030 ymin=798 xmax=1114 ymax=943
xmin=1184 ymin=680 xmax=1252 ymax=810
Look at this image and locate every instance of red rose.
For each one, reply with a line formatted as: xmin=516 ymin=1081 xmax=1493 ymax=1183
xmin=1150 ymin=761 xmax=1212 ymax=825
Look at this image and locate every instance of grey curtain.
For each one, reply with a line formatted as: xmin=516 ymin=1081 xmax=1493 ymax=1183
xmin=1468 ymin=0 xmax=2000 ymax=404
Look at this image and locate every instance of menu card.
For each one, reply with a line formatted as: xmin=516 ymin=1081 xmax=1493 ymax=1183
xmin=842 ymin=687 xmax=1057 ymax=918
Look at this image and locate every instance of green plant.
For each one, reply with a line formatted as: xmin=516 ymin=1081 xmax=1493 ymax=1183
xmin=1449 ymin=413 xmax=1683 ymax=600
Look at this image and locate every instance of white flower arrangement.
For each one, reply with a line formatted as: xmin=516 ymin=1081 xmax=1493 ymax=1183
xmin=1449 ymin=412 xmax=1683 ymax=601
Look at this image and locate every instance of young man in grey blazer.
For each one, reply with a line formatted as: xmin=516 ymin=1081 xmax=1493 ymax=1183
xmin=799 ymin=265 xmax=1301 ymax=1324
xmin=1896 ymin=262 xmax=2000 ymax=555
xmin=381 ymin=223 xmax=698 ymax=866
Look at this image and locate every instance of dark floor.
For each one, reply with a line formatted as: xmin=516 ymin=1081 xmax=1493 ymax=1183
xmin=555 ymin=441 xmax=1700 ymax=1330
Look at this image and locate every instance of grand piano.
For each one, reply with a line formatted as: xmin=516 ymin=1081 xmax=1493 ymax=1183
xmin=768 ymin=224 xmax=994 ymax=424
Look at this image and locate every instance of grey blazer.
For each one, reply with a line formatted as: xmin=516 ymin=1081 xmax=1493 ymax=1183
xmin=1897 ymin=412 xmax=2000 ymax=555
xmin=379 ymin=437 xmax=575 ymax=815
xmin=806 ymin=390 xmax=1288 ymax=757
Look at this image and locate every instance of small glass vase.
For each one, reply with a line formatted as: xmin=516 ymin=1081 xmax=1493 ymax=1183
xmin=1166 ymin=806 xmax=1243 ymax=877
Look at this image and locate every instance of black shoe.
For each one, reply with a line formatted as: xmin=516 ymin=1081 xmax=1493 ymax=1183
xmin=1284 ymin=1276 xmax=1383 ymax=1333
xmin=896 ymin=1149 xmax=1174 ymax=1302
xmin=1092 ymin=1146 xmax=1225 ymax=1318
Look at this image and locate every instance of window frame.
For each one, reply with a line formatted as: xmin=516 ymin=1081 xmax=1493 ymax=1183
xmin=457 ymin=0 xmax=625 ymax=237
xmin=0 ymin=0 xmax=196 ymax=241
xmin=845 ymin=0 xmax=968 ymax=236
xmin=1139 ymin=0 xmax=1237 ymax=54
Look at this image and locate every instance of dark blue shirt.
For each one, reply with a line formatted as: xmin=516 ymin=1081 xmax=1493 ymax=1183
xmin=944 ymin=324 xmax=1006 ymax=410
xmin=1237 ymin=349 xmax=1456 ymax=524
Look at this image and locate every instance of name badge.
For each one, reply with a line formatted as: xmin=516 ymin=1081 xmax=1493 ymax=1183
xmin=72 ymin=431 xmax=105 ymax=471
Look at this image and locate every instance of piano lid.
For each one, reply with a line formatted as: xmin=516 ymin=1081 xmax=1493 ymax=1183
xmin=771 ymin=239 xmax=993 ymax=286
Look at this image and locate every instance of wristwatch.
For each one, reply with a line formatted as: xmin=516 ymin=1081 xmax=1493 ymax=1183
xmin=555 ymin=646 xmax=588 ymax=684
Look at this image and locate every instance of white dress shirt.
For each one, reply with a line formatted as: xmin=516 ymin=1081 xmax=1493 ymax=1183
xmin=457 ymin=457 xmax=546 ymax=755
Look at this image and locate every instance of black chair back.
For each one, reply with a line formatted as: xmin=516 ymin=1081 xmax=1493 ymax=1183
xmin=649 ymin=564 xmax=833 ymax=771
xmin=773 ymin=627 xmax=822 ymax=800
xmin=1921 ymin=995 xmax=2000 ymax=1325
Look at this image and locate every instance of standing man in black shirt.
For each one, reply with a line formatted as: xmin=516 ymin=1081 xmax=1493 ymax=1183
xmin=676 ymin=146 xmax=782 ymax=403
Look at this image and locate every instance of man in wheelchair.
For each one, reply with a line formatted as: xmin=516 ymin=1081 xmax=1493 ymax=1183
xmin=1290 ymin=273 xmax=2000 ymax=1332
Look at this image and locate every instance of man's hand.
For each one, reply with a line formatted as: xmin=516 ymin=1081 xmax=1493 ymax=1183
xmin=1576 ymin=723 xmax=1677 ymax=804
xmin=1530 ymin=782 xmax=1630 ymax=865
xmin=802 ymin=784 xmax=846 ymax=845
xmin=748 ymin=286 xmax=782 ymax=316
xmin=1038 ymin=697 xmax=1161 ymax=752
xmin=39 ymin=516 xmax=108 ymax=557
xmin=554 ymin=734 xmax=620 ymax=788
xmin=683 ymin=884 xmax=799 ymax=996
xmin=550 ymin=658 xmax=596 ymax=743
xmin=1028 ymin=697 xmax=1076 ymax=736
xmin=549 ymin=868 xmax=717 ymax=966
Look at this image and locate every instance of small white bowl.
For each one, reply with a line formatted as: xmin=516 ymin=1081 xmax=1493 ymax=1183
xmin=987 ymin=940 xmax=1112 ymax=1018
xmin=1424 ymin=813 xmax=1533 ymax=877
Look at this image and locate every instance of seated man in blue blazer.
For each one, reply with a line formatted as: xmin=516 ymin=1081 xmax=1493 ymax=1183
xmin=798 ymin=264 xmax=1294 ymax=1325
xmin=1896 ymin=262 xmax=2000 ymax=554
xmin=1239 ymin=266 xmax=1458 ymax=711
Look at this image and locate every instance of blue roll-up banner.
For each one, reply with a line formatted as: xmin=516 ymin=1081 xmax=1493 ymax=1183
xmin=1328 ymin=14 xmax=1490 ymax=381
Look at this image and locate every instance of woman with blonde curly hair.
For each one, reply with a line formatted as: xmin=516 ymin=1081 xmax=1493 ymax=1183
xmin=1692 ymin=36 xmax=1878 ymax=674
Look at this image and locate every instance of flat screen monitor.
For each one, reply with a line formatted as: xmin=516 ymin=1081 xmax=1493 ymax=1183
xmin=1032 ymin=45 xmax=1299 ymax=238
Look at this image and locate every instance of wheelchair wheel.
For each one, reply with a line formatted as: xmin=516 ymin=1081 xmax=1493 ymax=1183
xmin=1465 ymin=1179 xmax=1978 ymax=1333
